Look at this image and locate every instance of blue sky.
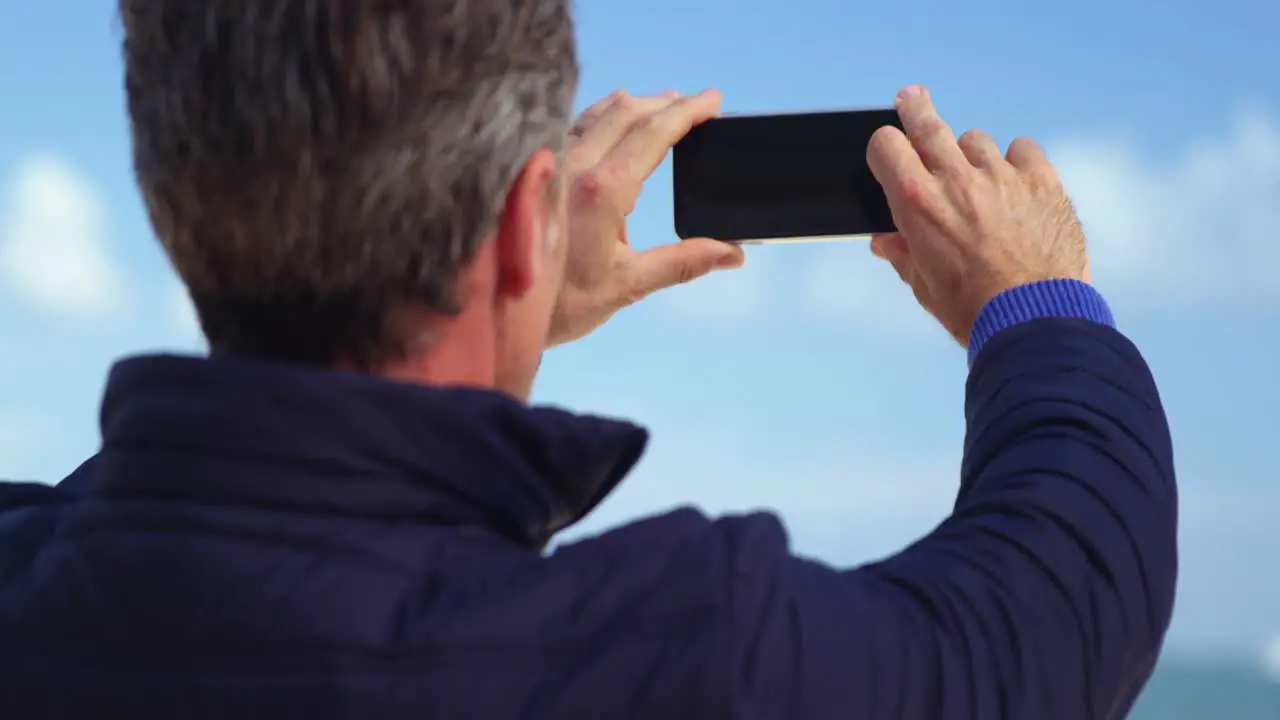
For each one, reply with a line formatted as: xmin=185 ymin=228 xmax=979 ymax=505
xmin=1 ymin=0 xmax=1279 ymax=672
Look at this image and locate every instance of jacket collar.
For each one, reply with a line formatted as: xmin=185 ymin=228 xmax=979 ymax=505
xmin=91 ymin=354 xmax=649 ymax=547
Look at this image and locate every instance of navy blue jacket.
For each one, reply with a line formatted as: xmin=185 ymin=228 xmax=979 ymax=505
xmin=0 ymin=307 xmax=1176 ymax=717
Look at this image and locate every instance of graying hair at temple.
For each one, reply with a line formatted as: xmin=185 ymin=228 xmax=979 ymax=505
xmin=118 ymin=0 xmax=580 ymax=366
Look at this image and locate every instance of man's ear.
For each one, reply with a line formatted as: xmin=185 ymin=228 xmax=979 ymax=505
xmin=493 ymin=148 xmax=557 ymax=300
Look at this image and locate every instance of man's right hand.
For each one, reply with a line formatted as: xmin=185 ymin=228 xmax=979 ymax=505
xmin=547 ymin=89 xmax=743 ymax=348
xmin=866 ymin=86 xmax=1090 ymax=346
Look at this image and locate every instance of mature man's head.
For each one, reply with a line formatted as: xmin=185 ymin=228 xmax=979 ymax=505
xmin=119 ymin=1 xmax=579 ymax=375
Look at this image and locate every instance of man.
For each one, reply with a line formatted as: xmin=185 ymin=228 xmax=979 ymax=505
xmin=0 ymin=2 xmax=1176 ymax=718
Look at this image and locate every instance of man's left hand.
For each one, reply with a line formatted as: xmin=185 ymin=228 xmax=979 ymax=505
xmin=548 ymin=89 xmax=745 ymax=347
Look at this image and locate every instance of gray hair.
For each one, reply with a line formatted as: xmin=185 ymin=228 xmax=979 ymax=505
xmin=119 ymin=0 xmax=579 ymax=366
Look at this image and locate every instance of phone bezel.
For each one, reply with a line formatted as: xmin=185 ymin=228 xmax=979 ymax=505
xmin=672 ymin=106 xmax=901 ymax=244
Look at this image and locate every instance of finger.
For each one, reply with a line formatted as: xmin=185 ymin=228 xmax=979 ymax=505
xmin=869 ymin=233 xmax=913 ymax=284
xmin=1005 ymin=137 xmax=1059 ymax=184
xmin=623 ymin=237 xmax=743 ymax=302
xmin=570 ymin=90 xmax=624 ymax=139
xmin=606 ymin=89 xmax=723 ymax=184
xmin=866 ymin=125 xmax=932 ymax=208
xmin=956 ymin=129 xmax=1004 ymax=170
xmin=893 ymin=86 xmax=969 ymax=174
xmin=572 ymin=91 xmax=682 ymax=168
xmin=869 ymin=232 xmax=904 ymax=257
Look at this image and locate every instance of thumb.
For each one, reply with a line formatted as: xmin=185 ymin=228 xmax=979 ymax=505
xmin=624 ymin=238 xmax=744 ymax=301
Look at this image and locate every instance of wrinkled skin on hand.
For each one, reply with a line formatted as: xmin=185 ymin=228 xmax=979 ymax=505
xmin=548 ymin=90 xmax=744 ymax=347
xmin=866 ymin=86 xmax=1089 ymax=346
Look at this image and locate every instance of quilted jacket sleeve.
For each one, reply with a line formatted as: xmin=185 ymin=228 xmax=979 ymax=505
xmin=719 ymin=318 xmax=1177 ymax=719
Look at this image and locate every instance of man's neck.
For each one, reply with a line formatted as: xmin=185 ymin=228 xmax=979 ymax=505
xmin=370 ymin=306 xmax=498 ymax=391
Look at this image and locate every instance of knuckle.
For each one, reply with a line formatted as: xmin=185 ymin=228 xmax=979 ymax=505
xmin=1010 ymin=136 xmax=1039 ymax=151
xmin=633 ymin=112 xmax=663 ymax=135
xmin=620 ymin=271 xmax=651 ymax=307
xmin=572 ymin=169 xmax=610 ymax=205
xmin=914 ymin=116 xmax=951 ymax=139
xmin=900 ymin=175 xmax=936 ymax=209
xmin=1008 ymin=137 xmax=1046 ymax=165
xmin=957 ymin=128 xmax=988 ymax=147
xmin=1016 ymin=154 xmax=1058 ymax=187
xmin=1029 ymin=168 xmax=1061 ymax=190
xmin=614 ymin=94 xmax=643 ymax=117
xmin=1034 ymin=161 xmax=1063 ymax=187
xmin=677 ymin=260 xmax=705 ymax=286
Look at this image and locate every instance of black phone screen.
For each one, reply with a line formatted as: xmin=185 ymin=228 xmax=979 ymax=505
xmin=672 ymin=109 xmax=902 ymax=242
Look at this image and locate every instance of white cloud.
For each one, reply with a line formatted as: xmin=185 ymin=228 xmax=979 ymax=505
xmin=0 ymin=154 xmax=129 ymax=318
xmin=661 ymin=245 xmax=768 ymax=319
xmin=799 ymin=110 xmax=1280 ymax=327
xmin=1053 ymin=109 xmax=1280 ymax=305
xmin=802 ymin=241 xmax=941 ymax=335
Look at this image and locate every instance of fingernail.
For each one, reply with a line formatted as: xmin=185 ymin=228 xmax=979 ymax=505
xmin=663 ymin=89 xmax=681 ymax=97
xmin=896 ymin=85 xmax=923 ymax=103
xmin=715 ymin=253 xmax=743 ymax=269
xmin=869 ymin=241 xmax=885 ymax=259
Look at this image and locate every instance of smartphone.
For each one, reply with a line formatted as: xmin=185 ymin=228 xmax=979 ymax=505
xmin=672 ymin=108 xmax=902 ymax=244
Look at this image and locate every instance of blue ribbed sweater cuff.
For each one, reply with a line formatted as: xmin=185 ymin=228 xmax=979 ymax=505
xmin=967 ymin=279 xmax=1115 ymax=367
